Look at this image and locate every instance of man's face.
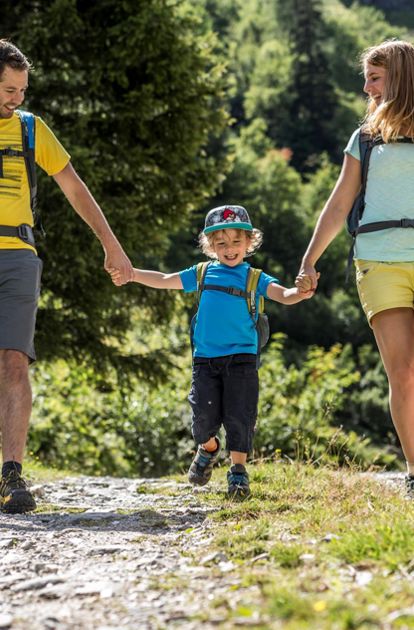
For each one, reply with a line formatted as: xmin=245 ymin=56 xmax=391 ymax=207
xmin=0 ymin=66 xmax=28 ymax=119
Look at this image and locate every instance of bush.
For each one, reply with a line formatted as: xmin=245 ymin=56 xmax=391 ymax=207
xmin=29 ymin=333 xmax=396 ymax=476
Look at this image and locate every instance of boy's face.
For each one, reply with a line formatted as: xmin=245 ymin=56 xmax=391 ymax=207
xmin=212 ymin=229 xmax=250 ymax=266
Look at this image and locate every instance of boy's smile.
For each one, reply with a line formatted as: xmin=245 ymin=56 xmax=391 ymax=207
xmin=212 ymin=229 xmax=250 ymax=266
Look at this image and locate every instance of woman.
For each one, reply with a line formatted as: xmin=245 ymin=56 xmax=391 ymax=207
xmin=296 ymin=40 xmax=414 ymax=494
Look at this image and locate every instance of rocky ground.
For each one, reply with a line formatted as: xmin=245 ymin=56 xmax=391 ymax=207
xmin=0 ymin=474 xmax=266 ymax=630
xmin=0 ymin=471 xmax=405 ymax=630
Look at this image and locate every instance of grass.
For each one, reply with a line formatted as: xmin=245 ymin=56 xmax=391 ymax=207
xmin=24 ymin=457 xmax=414 ymax=627
xmin=190 ymin=461 xmax=414 ymax=629
xmin=24 ymin=455 xmax=77 ymax=481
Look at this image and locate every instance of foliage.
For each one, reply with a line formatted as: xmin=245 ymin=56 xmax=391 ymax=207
xmin=1 ymin=0 xmax=229 ymax=371
xmin=29 ymin=330 xmax=396 ymax=476
xmin=256 ymin=334 xmax=395 ymax=468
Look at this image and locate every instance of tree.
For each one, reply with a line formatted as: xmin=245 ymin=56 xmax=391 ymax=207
xmin=1 ymin=0 xmax=229 ymax=372
xmin=273 ymin=0 xmax=341 ymax=170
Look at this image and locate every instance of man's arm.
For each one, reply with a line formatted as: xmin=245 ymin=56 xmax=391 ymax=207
xmin=53 ymin=162 xmax=133 ymax=285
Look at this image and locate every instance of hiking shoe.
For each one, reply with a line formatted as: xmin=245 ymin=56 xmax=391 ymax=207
xmin=227 ymin=464 xmax=250 ymax=499
xmin=188 ymin=438 xmax=221 ymax=486
xmin=0 ymin=470 xmax=36 ymax=514
xmin=405 ymin=474 xmax=414 ymax=498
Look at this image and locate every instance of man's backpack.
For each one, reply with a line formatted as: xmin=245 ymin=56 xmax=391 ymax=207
xmin=190 ymin=261 xmax=270 ymax=356
xmin=346 ymin=131 xmax=414 ymax=278
xmin=0 ymin=110 xmax=38 ymax=247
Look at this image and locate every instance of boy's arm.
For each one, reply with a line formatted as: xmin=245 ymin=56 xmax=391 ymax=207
xmin=266 ymin=282 xmax=314 ymax=304
xmin=131 ymin=268 xmax=183 ymax=289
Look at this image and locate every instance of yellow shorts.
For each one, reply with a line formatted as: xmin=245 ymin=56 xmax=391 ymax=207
xmin=355 ymin=259 xmax=414 ymax=326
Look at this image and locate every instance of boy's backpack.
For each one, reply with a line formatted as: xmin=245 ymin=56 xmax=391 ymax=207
xmin=0 ymin=110 xmax=38 ymax=247
xmin=190 ymin=261 xmax=270 ymax=356
xmin=346 ymin=131 xmax=414 ymax=277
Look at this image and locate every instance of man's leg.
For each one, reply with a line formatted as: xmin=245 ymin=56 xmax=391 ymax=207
xmin=0 ymin=349 xmax=32 ymax=465
xmin=0 ymin=349 xmax=36 ymax=513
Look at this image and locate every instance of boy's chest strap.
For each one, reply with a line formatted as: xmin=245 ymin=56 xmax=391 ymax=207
xmin=200 ymin=284 xmax=249 ymax=298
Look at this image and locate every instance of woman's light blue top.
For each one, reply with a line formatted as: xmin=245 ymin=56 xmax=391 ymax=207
xmin=345 ymin=128 xmax=414 ymax=261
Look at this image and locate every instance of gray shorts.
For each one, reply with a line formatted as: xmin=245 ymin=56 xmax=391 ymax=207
xmin=0 ymin=249 xmax=43 ymax=362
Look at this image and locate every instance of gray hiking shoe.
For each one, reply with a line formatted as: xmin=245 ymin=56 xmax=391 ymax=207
xmin=0 ymin=470 xmax=36 ymax=513
xmin=227 ymin=464 xmax=250 ymax=499
xmin=188 ymin=438 xmax=221 ymax=486
xmin=405 ymin=474 xmax=414 ymax=498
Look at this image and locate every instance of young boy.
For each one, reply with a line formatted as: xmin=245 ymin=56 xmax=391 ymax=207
xmin=112 ymin=205 xmax=314 ymax=498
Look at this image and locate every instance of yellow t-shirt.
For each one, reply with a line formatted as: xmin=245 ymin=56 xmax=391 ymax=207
xmin=0 ymin=112 xmax=70 ymax=250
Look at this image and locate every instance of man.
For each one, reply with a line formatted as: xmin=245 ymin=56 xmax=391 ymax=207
xmin=0 ymin=40 xmax=133 ymax=513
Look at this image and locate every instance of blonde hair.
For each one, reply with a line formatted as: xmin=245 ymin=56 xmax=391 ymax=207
xmin=361 ymin=40 xmax=414 ymax=141
xmin=198 ymin=228 xmax=263 ymax=259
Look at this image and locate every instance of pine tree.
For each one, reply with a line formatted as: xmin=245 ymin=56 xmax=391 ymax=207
xmin=275 ymin=0 xmax=340 ymax=171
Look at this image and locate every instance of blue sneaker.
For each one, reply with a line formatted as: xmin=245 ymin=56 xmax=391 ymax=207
xmin=188 ymin=438 xmax=221 ymax=486
xmin=227 ymin=464 xmax=250 ymax=499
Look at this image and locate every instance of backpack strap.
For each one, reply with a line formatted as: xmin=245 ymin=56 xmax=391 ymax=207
xmin=0 ymin=111 xmax=38 ymax=247
xmin=246 ymin=267 xmax=263 ymax=323
xmin=346 ymin=132 xmax=414 ymax=281
xmin=196 ymin=261 xmax=210 ymax=303
xmin=16 ymin=110 xmax=37 ymax=218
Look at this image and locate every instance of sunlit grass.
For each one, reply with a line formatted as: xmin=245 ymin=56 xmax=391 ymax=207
xmin=192 ymin=460 xmax=414 ymax=628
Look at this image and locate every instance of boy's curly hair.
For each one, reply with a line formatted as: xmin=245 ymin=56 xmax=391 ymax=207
xmin=198 ymin=228 xmax=263 ymax=259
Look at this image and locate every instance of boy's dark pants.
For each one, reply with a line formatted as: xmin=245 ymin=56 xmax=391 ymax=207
xmin=188 ymin=354 xmax=259 ymax=453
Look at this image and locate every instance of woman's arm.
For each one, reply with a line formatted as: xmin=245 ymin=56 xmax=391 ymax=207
xmin=298 ymin=153 xmax=361 ymax=289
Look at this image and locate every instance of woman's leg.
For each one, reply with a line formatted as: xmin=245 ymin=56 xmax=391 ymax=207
xmin=371 ymin=307 xmax=414 ymax=462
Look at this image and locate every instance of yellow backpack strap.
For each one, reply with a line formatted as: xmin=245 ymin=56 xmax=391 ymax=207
xmin=246 ymin=267 xmax=264 ymax=319
xmin=196 ymin=261 xmax=210 ymax=303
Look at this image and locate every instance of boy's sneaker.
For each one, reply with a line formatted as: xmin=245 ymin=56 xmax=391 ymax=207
xmin=0 ymin=470 xmax=36 ymax=513
xmin=405 ymin=474 xmax=414 ymax=498
xmin=188 ymin=438 xmax=221 ymax=486
xmin=227 ymin=464 xmax=250 ymax=499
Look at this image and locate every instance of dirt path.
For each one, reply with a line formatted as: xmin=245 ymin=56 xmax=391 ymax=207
xmin=0 ymin=471 xmax=405 ymax=630
xmin=0 ymin=475 xmax=251 ymax=630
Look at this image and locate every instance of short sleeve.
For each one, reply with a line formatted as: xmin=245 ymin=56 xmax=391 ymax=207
xmin=344 ymin=128 xmax=361 ymax=161
xmin=258 ymin=271 xmax=280 ymax=298
xmin=35 ymin=116 xmax=71 ymax=176
xmin=179 ymin=265 xmax=198 ymax=293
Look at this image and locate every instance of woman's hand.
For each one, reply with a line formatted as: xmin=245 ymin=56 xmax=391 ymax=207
xmin=295 ymin=268 xmax=320 ymax=293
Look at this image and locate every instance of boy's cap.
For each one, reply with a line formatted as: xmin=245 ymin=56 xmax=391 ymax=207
xmin=203 ymin=205 xmax=253 ymax=234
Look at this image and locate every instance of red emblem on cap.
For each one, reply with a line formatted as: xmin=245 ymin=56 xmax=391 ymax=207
xmin=223 ymin=208 xmax=236 ymax=221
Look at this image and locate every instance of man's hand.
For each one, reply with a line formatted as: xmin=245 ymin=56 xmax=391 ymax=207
xmin=105 ymin=247 xmax=133 ymax=286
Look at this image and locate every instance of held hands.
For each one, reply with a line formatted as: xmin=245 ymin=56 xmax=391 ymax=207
xmin=295 ymin=269 xmax=321 ymax=294
xmin=105 ymin=247 xmax=133 ymax=286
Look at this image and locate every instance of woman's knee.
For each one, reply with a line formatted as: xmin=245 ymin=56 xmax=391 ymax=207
xmin=387 ymin=361 xmax=414 ymax=392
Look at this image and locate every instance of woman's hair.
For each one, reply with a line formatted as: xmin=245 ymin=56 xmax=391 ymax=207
xmin=361 ymin=39 xmax=414 ymax=141
xmin=198 ymin=228 xmax=263 ymax=259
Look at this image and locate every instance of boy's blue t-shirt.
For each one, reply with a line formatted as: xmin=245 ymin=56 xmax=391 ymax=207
xmin=180 ymin=261 xmax=279 ymax=358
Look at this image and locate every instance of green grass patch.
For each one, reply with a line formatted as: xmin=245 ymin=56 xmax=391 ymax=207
xmin=193 ymin=461 xmax=414 ymax=628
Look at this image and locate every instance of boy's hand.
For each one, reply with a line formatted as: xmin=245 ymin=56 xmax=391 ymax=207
xmin=108 ymin=267 xmax=124 ymax=286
